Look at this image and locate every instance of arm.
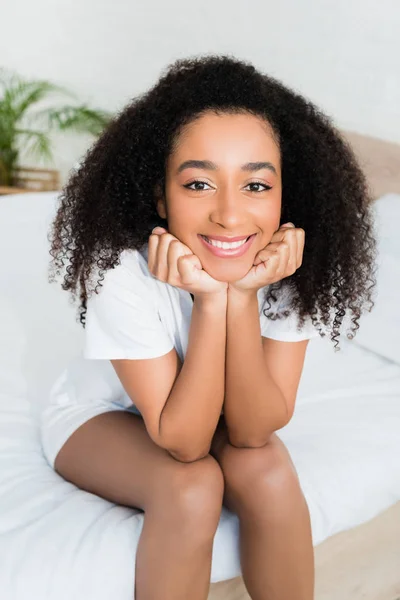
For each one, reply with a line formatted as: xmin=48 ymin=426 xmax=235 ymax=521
xmin=112 ymin=227 xmax=229 ymax=464
xmin=223 ymin=287 xmax=309 ymax=447
xmin=112 ymin=292 xmax=227 ymax=463
xmin=158 ymin=293 xmax=227 ymax=461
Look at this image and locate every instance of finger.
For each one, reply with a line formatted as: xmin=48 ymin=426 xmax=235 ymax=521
xmin=272 ymin=222 xmax=295 ymax=236
xmin=254 ymin=241 xmax=290 ymax=282
xmin=167 ymin=239 xmax=192 ymax=285
xmin=281 ymin=222 xmax=295 ymax=228
xmin=253 ymin=245 xmax=279 ymax=266
xmin=276 ymin=240 xmax=291 ymax=279
xmin=282 ymin=228 xmax=298 ymax=273
xmin=253 ymin=250 xmax=280 ymax=283
xmin=147 ymin=232 xmax=161 ymax=275
xmin=272 ymin=226 xmax=299 ymax=272
xmin=148 ymin=227 xmax=167 ymax=274
xmin=296 ymin=228 xmax=305 ymax=267
xmin=281 ymin=227 xmax=304 ymax=271
xmin=177 ymin=254 xmax=203 ymax=285
xmin=154 ymin=232 xmax=177 ymax=281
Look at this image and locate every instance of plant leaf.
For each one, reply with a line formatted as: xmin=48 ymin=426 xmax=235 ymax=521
xmin=15 ymin=129 xmax=53 ymax=164
xmin=0 ymin=69 xmax=75 ymax=122
xmin=45 ymin=105 xmax=111 ymax=136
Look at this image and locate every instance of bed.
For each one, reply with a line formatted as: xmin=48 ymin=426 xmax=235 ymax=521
xmin=0 ymin=131 xmax=399 ymax=600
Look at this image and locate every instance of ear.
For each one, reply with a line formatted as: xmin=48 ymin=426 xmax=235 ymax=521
xmin=156 ymin=197 xmax=167 ymax=220
xmin=154 ymin=183 xmax=167 ymax=220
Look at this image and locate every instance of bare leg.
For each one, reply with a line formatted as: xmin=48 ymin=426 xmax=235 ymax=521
xmin=53 ymin=411 xmax=224 ymax=600
xmin=211 ymin=418 xmax=314 ymax=600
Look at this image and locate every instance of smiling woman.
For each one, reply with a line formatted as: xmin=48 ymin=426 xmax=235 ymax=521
xmin=158 ymin=112 xmax=282 ymax=283
xmin=49 ymin=56 xmax=377 ymax=351
xmin=42 ymin=54 xmax=377 ymax=600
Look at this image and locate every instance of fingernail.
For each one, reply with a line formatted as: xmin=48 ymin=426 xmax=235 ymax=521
xmin=283 ymin=222 xmax=295 ymax=227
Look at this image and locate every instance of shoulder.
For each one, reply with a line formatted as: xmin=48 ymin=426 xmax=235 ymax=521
xmin=257 ymin=283 xmax=286 ymax=314
xmin=259 ymin=283 xmax=320 ymax=341
xmin=112 ymin=243 xmax=151 ymax=282
xmin=85 ymin=242 xmax=160 ymax=330
xmin=91 ymin=243 xmax=155 ymax=301
xmin=84 ymin=243 xmax=175 ymax=360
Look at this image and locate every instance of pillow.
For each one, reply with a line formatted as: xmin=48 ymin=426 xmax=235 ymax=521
xmin=0 ymin=192 xmax=84 ymax=415
xmin=351 ymin=194 xmax=400 ymax=365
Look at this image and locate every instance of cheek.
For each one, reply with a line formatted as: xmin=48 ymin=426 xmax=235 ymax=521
xmin=169 ymin=200 xmax=198 ymax=229
xmin=164 ymin=205 xmax=199 ymax=244
xmin=262 ymin=200 xmax=281 ymax=235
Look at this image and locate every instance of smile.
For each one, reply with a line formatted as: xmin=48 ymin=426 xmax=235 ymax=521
xmin=199 ymin=234 xmax=256 ymax=258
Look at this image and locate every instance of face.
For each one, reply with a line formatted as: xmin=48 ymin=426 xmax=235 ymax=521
xmin=156 ymin=111 xmax=282 ymax=282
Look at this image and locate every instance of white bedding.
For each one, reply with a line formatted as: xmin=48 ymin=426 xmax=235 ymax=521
xmin=0 ymin=192 xmax=399 ymax=599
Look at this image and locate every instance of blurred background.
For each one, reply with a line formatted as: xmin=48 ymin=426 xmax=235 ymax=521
xmin=1 ymin=0 xmax=399 ymax=187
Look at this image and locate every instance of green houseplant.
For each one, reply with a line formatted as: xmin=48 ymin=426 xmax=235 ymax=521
xmin=0 ymin=69 xmax=111 ymax=187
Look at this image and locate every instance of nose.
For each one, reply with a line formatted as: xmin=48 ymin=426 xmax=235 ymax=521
xmin=209 ymin=187 xmax=247 ymax=230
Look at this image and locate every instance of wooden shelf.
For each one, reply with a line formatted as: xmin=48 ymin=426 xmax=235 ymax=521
xmin=0 ymin=186 xmax=36 ymax=195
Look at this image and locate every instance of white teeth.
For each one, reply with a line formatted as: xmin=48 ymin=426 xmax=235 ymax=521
xmin=203 ymin=236 xmax=248 ymax=249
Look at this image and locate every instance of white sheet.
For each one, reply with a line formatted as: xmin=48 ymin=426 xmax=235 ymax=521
xmin=0 ymin=192 xmax=399 ymax=599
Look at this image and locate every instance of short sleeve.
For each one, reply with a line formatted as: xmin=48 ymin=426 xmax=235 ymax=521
xmin=84 ymin=253 xmax=175 ymax=360
xmin=259 ymin=285 xmax=320 ymax=342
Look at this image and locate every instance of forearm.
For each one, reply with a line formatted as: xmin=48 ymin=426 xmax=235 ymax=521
xmin=160 ymin=293 xmax=227 ymax=462
xmin=224 ymin=289 xmax=288 ymax=447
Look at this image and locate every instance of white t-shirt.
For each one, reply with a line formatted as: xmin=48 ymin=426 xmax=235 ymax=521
xmin=48 ymin=243 xmax=319 ymax=416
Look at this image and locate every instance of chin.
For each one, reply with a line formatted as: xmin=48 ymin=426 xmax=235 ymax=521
xmin=203 ymin=261 xmax=252 ymax=283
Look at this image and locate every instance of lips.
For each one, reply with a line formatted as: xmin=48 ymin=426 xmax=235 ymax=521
xmin=200 ymin=234 xmax=251 ymax=242
xmin=198 ymin=233 xmax=256 ymax=258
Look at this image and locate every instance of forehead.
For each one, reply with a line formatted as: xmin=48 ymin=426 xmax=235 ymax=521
xmin=170 ymin=111 xmax=280 ymax=165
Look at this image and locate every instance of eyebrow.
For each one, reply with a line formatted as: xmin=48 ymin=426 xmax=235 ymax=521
xmin=176 ymin=160 xmax=277 ymax=176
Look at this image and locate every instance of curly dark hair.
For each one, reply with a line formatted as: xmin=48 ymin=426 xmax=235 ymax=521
xmin=49 ymin=53 xmax=378 ymax=351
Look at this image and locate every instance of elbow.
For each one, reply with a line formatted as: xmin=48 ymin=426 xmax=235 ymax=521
xmin=157 ymin=416 xmax=210 ymax=463
xmin=165 ymin=436 xmax=211 ymax=463
xmin=160 ymin=431 xmax=210 ymax=463
xmin=228 ymin=417 xmax=290 ymax=449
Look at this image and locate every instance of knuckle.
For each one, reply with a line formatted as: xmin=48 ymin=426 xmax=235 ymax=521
xmin=177 ymin=254 xmax=191 ymax=266
xmin=163 ymin=233 xmax=176 ymax=242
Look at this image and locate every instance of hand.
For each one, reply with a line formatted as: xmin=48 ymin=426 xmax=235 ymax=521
xmin=229 ymin=223 xmax=304 ymax=294
xmin=148 ymin=227 xmax=228 ymax=299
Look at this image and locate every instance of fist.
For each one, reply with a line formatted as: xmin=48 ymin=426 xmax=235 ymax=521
xmin=229 ymin=222 xmax=305 ymax=293
xmin=148 ymin=227 xmax=228 ymax=298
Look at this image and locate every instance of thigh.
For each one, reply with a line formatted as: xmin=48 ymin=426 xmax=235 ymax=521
xmin=54 ymin=410 xmax=223 ymax=512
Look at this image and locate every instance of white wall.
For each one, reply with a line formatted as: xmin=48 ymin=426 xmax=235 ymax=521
xmin=2 ymin=0 xmax=400 ymax=182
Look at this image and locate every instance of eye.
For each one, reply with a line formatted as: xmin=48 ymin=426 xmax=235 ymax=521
xmin=245 ymin=181 xmax=273 ymax=193
xmin=183 ymin=180 xmax=211 ymax=192
xmin=183 ymin=180 xmax=273 ymax=193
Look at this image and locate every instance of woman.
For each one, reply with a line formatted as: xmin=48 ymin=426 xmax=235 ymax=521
xmin=42 ymin=54 xmax=377 ymax=599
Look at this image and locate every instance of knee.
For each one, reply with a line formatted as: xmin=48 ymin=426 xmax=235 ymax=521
xmin=155 ymin=455 xmax=224 ymax=536
xmin=222 ymin=435 xmax=300 ymax=504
